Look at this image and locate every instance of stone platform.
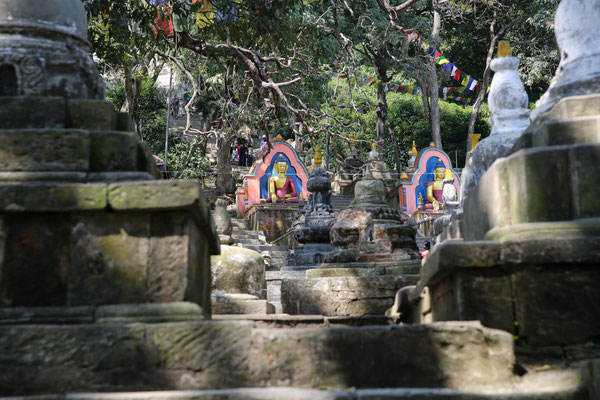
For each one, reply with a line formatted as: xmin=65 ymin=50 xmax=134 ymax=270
xmin=0 ymin=313 xmax=518 ymax=395
xmin=409 ymin=95 xmax=600 ymax=351
xmin=281 ymin=260 xmax=420 ymax=316
xmin=0 ymin=179 xmax=218 ymax=309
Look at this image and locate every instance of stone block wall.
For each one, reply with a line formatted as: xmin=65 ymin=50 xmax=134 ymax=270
xmin=0 ymin=180 xmax=218 ymax=311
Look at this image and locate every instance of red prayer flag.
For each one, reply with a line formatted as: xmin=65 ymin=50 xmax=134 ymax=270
xmin=153 ymin=6 xmax=173 ymax=35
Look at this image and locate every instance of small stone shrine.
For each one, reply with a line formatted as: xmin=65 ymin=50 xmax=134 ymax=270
xmin=405 ymin=0 xmax=600 ymax=352
xmin=460 ymin=41 xmax=530 ymax=203
xmin=281 ymin=162 xmax=421 ymax=316
xmin=398 ymin=145 xmax=461 ymax=235
xmin=288 ymin=147 xmax=334 ymax=268
xmin=332 ymin=133 xmax=364 ymax=195
xmin=238 ymin=140 xmax=308 ymax=243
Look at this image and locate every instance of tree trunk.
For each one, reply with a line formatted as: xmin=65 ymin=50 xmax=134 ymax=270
xmin=466 ymin=11 xmax=498 ymax=161
xmin=427 ymin=5 xmax=443 ymax=149
xmin=427 ymin=61 xmax=442 ymax=149
xmin=386 ymin=120 xmax=403 ymax=174
xmin=376 ymin=82 xmax=387 ymax=150
xmin=215 ymin=133 xmax=235 ymax=195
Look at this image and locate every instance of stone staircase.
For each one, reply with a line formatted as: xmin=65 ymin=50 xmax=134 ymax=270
xmin=331 ymin=194 xmax=353 ymax=212
xmin=230 ymin=217 xmax=290 ymax=271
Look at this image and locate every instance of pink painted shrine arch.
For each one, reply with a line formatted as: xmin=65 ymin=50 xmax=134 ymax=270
xmin=399 ymin=147 xmax=461 ymax=215
xmin=241 ymin=141 xmax=309 ymax=210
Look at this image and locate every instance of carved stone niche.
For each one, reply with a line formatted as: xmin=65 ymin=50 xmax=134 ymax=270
xmin=0 ymin=0 xmax=104 ymax=99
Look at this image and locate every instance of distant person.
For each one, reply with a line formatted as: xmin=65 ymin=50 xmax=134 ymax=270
xmin=171 ymin=95 xmax=180 ymax=118
xmin=238 ymin=139 xmax=247 ymax=167
xmin=420 ymin=241 xmax=431 ymax=263
xmin=260 ymin=136 xmax=267 ymax=149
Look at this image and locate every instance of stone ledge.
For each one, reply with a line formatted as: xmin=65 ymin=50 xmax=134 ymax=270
xmin=421 ymin=236 xmax=600 ymax=287
xmin=421 ymin=241 xmax=501 ymax=286
xmin=533 ymin=93 xmax=600 ymax=126
xmin=0 ymin=321 xmax=515 ymax=394
xmin=0 ymin=182 xmax=107 ymax=211
xmin=67 ymin=99 xmax=118 ymax=131
xmin=95 ymin=302 xmax=207 ymax=323
xmin=317 ymin=259 xmax=420 ymax=270
xmin=463 ymin=142 xmax=600 ymax=240
xmin=0 ymin=129 xmax=90 ymax=171
xmin=108 ymin=180 xmax=209 ymax=222
xmin=0 ymin=302 xmax=206 ymax=325
xmin=0 ymin=97 xmax=66 ymax=129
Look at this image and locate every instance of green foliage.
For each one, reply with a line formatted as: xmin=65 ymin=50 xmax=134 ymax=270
xmin=167 ymin=138 xmax=212 ymax=179
xmin=321 ymin=78 xmax=490 ymax=170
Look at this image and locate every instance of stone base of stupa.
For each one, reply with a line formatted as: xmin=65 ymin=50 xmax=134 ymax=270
xmin=0 ymin=98 xmax=219 ymax=311
xmin=281 ymin=260 xmax=420 ymax=316
xmin=409 ymin=94 xmax=600 ymax=349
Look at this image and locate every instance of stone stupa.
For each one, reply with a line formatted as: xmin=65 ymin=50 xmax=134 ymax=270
xmin=0 ymin=0 xmax=219 ymax=312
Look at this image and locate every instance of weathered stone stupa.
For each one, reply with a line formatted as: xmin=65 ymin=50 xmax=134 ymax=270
xmin=0 ymin=0 xmax=219 ymax=311
xmin=326 ymin=160 xmax=419 ymax=263
xmin=407 ymin=0 xmax=600 ymax=354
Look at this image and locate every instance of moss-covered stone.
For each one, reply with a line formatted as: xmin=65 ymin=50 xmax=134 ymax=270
xmin=0 ymin=183 xmax=107 ymax=211
xmin=67 ymin=99 xmax=117 ymax=130
xmin=506 ymin=147 xmax=572 ymax=224
xmin=570 ymin=143 xmax=600 ymax=219
xmin=0 ymin=97 xmax=66 ymax=129
xmin=211 ymin=245 xmax=265 ymax=297
xmin=89 ymin=130 xmax=138 ymax=172
xmin=0 ymin=129 xmax=89 ymax=172
xmin=108 ymin=180 xmax=208 ymax=219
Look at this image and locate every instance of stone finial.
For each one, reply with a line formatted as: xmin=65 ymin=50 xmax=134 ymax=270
xmin=368 ymin=141 xmax=380 ymax=162
xmin=429 ymin=142 xmax=435 ymax=148
xmin=400 ymin=170 xmax=409 ymax=181
xmin=531 ymin=0 xmax=600 ymax=120
xmin=410 ymin=140 xmax=418 ymax=157
xmin=468 ymin=134 xmax=481 ymax=151
xmin=275 ymin=133 xmax=283 ymax=141
xmin=349 ymin=133 xmax=356 ymax=148
xmin=460 ymin=40 xmax=529 ymax=203
xmin=314 ymin=145 xmax=322 ymax=167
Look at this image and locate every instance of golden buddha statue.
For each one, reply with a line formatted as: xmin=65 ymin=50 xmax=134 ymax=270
xmin=267 ymin=155 xmax=299 ymax=203
xmin=426 ymin=158 xmax=446 ymax=211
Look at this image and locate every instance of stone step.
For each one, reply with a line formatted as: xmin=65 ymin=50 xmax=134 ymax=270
xmin=231 ymin=232 xmax=260 ymax=239
xmin=12 ymin=383 xmax=587 ymax=400
xmin=234 ymin=238 xmax=264 ymax=245
xmin=0 ymin=320 xmax=525 ymax=394
xmin=242 ymin=244 xmax=289 ymax=253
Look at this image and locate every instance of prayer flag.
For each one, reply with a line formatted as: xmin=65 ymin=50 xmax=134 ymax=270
xmin=451 ymin=66 xmax=458 ymax=77
xmin=454 ymin=70 xmax=461 ymax=82
xmin=468 ymin=78 xmax=478 ymax=91
xmin=443 ymin=62 xmax=453 ymax=71
xmin=397 ymin=85 xmax=404 ymax=93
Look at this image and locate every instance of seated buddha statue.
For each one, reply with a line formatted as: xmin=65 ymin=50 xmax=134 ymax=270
xmin=267 ymin=155 xmax=299 ymax=203
xmin=426 ymin=158 xmax=446 ymax=211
